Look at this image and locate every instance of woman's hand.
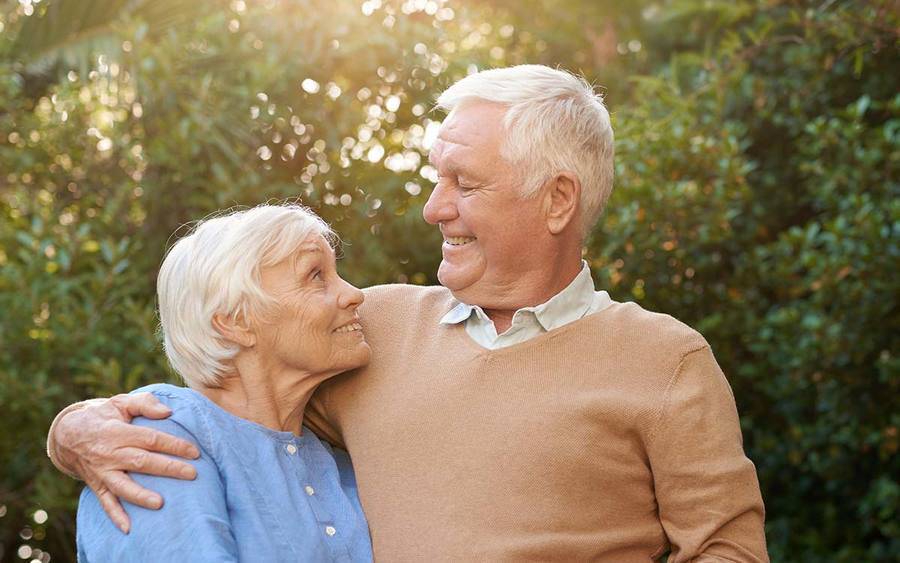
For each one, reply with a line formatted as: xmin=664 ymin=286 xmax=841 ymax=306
xmin=50 ymin=393 xmax=201 ymax=532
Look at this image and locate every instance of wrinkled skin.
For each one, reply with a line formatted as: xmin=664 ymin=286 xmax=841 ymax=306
xmin=50 ymin=101 xmax=584 ymax=532
xmin=423 ymin=101 xmax=570 ymax=320
xmin=52 ymin=236 xmax=369 ymax=533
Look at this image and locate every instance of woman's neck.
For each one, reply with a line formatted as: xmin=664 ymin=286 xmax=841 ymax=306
xmin=198 ymin=351 xmax=328 ymax=436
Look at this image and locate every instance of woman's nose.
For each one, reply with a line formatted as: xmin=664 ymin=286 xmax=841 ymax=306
xmin=337 ymin=278 xmax=365 ymax=310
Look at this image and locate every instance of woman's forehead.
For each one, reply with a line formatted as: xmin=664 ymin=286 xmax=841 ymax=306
xmin=293 ymin=236 xmax=334 ymax=263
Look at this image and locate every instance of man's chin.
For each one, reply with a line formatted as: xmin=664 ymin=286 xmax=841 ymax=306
xmin=437 ymin=267 xmax=488 ymax=305
xmin=437 ymin=262 xmax=474 ymax=292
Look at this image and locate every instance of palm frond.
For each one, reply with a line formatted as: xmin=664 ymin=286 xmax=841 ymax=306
xmin=11 ymin=0 xmax=220 ymax=73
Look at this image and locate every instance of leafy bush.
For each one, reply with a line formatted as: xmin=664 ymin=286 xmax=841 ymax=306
xmin=1 ymin=1 xmax=896 ymax=561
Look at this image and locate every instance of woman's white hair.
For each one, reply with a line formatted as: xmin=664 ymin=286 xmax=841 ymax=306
xmin=157 ymin=203 xmax=334 ymax=389
xmin=436 ymin=64 xmax=614 ymax=233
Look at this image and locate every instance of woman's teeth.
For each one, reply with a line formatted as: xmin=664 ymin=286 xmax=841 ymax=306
xmin=335 ymin=322 xmax=362 ymax=333
xmin=445 ymin=236 xmax=476 ymax=246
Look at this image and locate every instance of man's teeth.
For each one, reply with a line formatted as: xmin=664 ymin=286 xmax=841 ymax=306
xmin=445 ymin=236 xmax=476 ymax=246
xmin=335 ymin=322 xmax=362 ymax=333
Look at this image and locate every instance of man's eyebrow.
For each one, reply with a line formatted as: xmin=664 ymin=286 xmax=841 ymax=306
xmin=430 ymin=154 xmax=469 ymax=176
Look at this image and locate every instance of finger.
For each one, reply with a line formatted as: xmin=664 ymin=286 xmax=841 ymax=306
xmin=103 ymin=471 xmax=164 ymax=510
xmin=116 ymin=392 xmax=173 ymax=419
xmin=123 ymin=448 xmax=197 ymax=480
xmin=129 ymin=425 xmax=200 ymax=459
xmin=92 ymin=482 xmax=132 ymax=534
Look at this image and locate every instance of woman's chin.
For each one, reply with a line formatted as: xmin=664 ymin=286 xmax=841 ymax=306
xmin=355 ymin=341 xmax=373 ymax=367
xmin=337 ymin=340 xmax=372 ymax=373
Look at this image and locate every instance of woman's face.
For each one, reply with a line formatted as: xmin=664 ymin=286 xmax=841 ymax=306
xmin=252 ymin=235 xmax=370 ymax=377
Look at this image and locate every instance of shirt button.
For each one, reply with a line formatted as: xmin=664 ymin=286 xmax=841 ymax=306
xmin=285 ymin=444 xmax=298 ymax=455
xmin=325 ymin=526 xmax=336 ymax=537
xmin=304 ymin=485 xmax=315 ymax=496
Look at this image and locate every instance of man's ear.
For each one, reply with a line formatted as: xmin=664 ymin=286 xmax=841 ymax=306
xmin=544 ymin=171 xmax=581 ymax=234
xmin=211 ymin=312 xmax=257 ymax=348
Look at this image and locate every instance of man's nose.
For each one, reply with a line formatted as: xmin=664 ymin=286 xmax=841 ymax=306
xmin=422 ymin=182 xmax=458 ymax=225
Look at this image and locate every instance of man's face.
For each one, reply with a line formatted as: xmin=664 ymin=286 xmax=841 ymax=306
xmin=423 ymin=101 xmax=547 ymax=308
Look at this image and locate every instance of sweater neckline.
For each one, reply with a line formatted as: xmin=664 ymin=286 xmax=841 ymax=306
xmin=444 ymin=299 xmax=628 ymax=358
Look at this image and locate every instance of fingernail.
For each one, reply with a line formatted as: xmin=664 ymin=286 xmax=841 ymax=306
xmin=147 ymin=495 xmax=162 ymax=509
xmin=119 ymin=522 xmax=130 ymax=534
xmin=189 ymin=447 xmax=200 ymax=459
xmin=181 ymin=466 xmax=196 ymax=479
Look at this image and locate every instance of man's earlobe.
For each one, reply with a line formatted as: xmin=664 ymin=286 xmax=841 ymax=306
xmin=211 ymin=313 xmax=257 ymax=348
xmin=546 ymin=172 xmax=581 ymax=234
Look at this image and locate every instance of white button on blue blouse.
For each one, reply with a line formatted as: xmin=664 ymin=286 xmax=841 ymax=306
xmin=76 ymin=384 xmax=373 ymax=562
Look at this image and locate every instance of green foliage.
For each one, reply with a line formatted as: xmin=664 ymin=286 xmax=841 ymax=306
xmin=1 ymin=0 xmax=897 ymax=561
xmin=590 ymin=3 xmax=899 ymax=560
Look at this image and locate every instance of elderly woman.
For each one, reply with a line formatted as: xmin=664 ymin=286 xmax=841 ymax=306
xmin=76 ymin=204 xmax=373 ymax=561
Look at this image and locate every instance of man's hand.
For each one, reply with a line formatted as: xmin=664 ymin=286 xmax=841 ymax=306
xmin=51 ymin=393 xmax=200 ymax=533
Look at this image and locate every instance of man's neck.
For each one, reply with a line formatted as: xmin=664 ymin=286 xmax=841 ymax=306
xmin=480 ymin=257 xmax=585 ymax=334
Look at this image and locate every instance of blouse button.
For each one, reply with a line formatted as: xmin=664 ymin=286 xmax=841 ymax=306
xmin=304 ymin=485 xmax=315 ymax=496
xmin=325 ymin=526 xmax=336 ymax=537
xmin=285 ymin=444 xmax=298 ymax=455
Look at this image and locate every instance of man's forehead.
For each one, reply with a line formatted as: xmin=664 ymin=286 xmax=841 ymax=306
xmin=428 ymin=137 xmax=450 ymax=165
xmin=429 ymin=137 xmax=474 ymax=171
xmin=440 ymin=104 xmax=504 ymax=142
xmin=430 ymin=112 xmax=502 ymax=166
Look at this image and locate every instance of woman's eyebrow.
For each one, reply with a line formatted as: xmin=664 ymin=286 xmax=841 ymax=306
xmin=291 ymin=247 xmax=323 ymax=273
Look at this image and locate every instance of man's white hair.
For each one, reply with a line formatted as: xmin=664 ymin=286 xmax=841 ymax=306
xmin=436 ymin=64 xmax=614 ymax=233
xmin=157 ymin=203 xmax=333 ymax=389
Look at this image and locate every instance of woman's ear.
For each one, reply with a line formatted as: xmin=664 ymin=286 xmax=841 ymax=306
xmin=211 ymin=312 xmax=257 ymax=348
xmin=544 ymin=171 xmax=581 ymax=234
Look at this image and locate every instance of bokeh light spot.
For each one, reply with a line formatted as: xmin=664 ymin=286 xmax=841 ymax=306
xmin=301 ymin=79 xmax=320 ymax=94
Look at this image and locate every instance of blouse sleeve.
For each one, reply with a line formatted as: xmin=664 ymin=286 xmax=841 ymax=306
xmin=76 ymin=412 xmax=238 ymax=562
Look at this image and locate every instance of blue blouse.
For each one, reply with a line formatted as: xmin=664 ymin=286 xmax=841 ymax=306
xmin=76 ymin=384 xmax=373 ymax=562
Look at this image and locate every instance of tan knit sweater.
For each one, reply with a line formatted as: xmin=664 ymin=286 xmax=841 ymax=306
xmin=305 ymin=284 xmax=768 ymax=562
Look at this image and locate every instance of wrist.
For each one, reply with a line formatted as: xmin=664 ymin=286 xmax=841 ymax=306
xmin=46 ymin=398 xmax=108 ymax=479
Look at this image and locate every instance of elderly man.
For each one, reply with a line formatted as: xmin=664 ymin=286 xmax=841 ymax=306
xmin=48 ymin=65 xmax=768 ymax=561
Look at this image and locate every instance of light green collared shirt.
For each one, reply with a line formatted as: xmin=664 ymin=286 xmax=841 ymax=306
xmin=439 ymin=261 xmax=616 ymax=350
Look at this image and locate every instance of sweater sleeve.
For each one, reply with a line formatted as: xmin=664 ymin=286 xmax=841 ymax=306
xmin=646 ymin=345 xmax=768 ymax=562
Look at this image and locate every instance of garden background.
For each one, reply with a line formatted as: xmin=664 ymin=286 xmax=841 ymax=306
xmin=1 ymin=0 xmax=897 ymax=561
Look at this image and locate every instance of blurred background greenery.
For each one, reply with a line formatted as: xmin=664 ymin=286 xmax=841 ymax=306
xmin=1 ymin=0 xmax=897 ymax=561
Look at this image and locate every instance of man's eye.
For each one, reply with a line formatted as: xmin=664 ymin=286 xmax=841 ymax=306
xmin=311 ymin=270 xmax=323 ymax=280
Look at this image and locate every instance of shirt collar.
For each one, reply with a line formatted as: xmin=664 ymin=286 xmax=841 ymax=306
xmin=439 ymin=261 xmax=597 ymax=332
